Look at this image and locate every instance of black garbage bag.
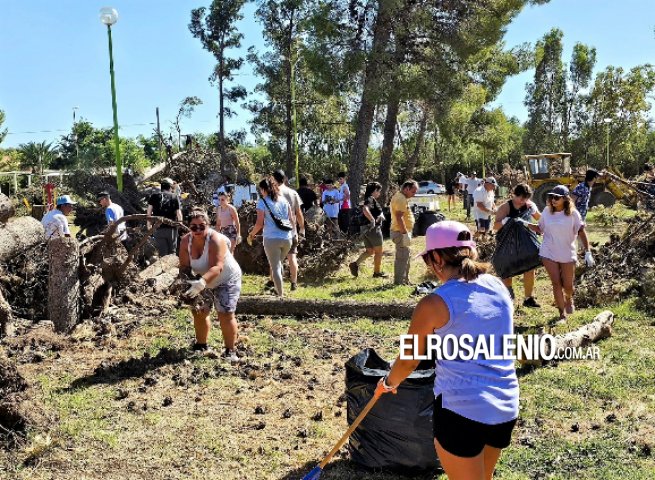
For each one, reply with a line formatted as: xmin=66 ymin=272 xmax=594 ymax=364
xmin=413 ymin=211 xmax=446 ymax=237
xmin=491 ymin=218 xmax=542 ymax=279
xmin=345 ymin=348 xmax=440 ymax=473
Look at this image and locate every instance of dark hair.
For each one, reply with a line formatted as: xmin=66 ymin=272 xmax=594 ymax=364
xmin=424 ymin=232 xmax=489 ymax=282
xmin=299 ymin=177 xmax=308 ymax=187
xmin=259 ymin=178 xmax=280 ymax=201
xmin=644 ymin=163 xmax=653 ymax=172
xmin=402 ymin=180 xmax=418 ymax=190
xmin=218 ymin=191 xmax=228 ymax=198
xmin=513 ymin=183 xmax=533 ymax=198
xmin=97 ymin=191 xmax=110 ymax=200
xmin=338 ymin=172 xmax=346 ymax=179
xmin=272 ymin=169 xmax=286 ymax=184
xmin=585 ymin=169 xmax=599 ymax=183
xmin=547 ymin=194 xmax=572 ymax=215
xmin=324 ymin=179 xmax=334 ymax=185
xmin=364 ymin=181 xmax=382 ymax=198
xmin=160 ymin=182 xmax=172 ymax=191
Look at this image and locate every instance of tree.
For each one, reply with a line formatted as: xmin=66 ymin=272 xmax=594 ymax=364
xmin=173 ymin=96 xmax=203 ymax=149
xmin=0 ymin=110 xmax=7 ymax=146
xmin=18 ymin=141 xmax=56 ymax=174
xmin=190 ymin=0 xmax=247 ymax=173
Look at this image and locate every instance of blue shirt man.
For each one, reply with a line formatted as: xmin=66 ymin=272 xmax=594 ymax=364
xmin=571 ymin=169 xmax=599 ymax=220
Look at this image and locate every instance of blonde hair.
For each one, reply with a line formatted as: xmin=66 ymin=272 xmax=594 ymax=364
xmin=188 ymin=208 xmax=210 ymax=224
xmin=426 ymin=246 xmax=489 ymax=282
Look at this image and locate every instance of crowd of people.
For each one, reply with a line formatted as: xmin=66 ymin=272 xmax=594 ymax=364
xmin=34 ymin=166 xmax=616 ymax=479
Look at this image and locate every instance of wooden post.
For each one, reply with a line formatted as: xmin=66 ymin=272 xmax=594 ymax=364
xmin=48 ymin=237 xmax=80 ymax=333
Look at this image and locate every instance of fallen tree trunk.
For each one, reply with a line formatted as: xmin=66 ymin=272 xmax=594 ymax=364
xmin=0 ymin=217 xmax=45 ymax=263
xmin=520 ymin=310 xmax=614 ymax=367
xmin=0 ymin=194 xmax=14 ymax=223
xmin=236 ymin=296 xmax=415 ymax=320
xmin=137 ymin=254 xmax=179 ymax=292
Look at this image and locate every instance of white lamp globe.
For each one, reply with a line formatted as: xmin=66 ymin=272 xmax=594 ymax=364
xmin=99 ymin=7 xmax=118 ymax=26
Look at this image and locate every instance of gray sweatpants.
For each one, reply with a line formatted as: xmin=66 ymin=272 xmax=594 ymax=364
xmin=391 ymin=231 xmax=411 ymax=285
xmin=154 ymin=227 xmax=178 ymax=257
xmin=263 ymin=237 xmax=293 ymax=295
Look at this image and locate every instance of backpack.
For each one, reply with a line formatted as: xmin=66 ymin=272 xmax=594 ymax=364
xmin=348 ymin=205 xmax=369 ymax=236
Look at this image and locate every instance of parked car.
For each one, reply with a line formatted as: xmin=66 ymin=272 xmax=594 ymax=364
xmin=417 ymin=180 xmax=445 ymax=194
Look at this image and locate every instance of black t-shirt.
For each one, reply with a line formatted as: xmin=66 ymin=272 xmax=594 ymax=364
xmin=297 ymin=186 xmax=317 ymax=212
xmin=363 ymin=196 xmax=382 ymax=219
xmin=148 ymin=191 xmax=180 ymax=221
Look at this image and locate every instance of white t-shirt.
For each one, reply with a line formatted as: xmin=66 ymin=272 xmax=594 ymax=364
xmin=105 ymin=203 xmax=127 ymax=241
xmin=41 ymin=209 xmax=70 ymax=239
xmin=472 ymin=186 xmax=495 ymax=220
xmin=339 ymin=182 xmax=351 ymax=209
xmin=538 ymin=209 xmax=584 ymax=263
xmin=458 ymin=175 xmax=468 ymax=189
xmin=322 ymin=189 xmax=342 ymax=218
xmin=466 ymin=177 xmax=481 ymax=193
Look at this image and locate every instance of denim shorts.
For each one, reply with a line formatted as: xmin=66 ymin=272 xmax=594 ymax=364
xmin=199 ymin=280 xmax=241 ymax=313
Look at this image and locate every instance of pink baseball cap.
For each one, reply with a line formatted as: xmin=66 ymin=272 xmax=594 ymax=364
xmin=416 ymin=220 xmax=476 ymax=257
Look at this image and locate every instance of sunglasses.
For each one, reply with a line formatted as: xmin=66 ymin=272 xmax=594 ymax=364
xmin=548 ymin=195 xmax=564 ymax=201
xmin=189 ymin=224 xmax=207 ymax=232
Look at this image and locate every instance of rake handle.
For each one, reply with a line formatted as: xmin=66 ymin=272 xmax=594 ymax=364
xmin=319 ymin=391 xmax=381 ymax=469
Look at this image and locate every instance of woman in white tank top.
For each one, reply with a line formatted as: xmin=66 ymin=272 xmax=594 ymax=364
xmin=179 ymin=208 xmax=242 ymax=363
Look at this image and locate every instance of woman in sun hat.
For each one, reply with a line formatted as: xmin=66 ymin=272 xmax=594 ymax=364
xmin=374 ymin=220 xmax=519 ymax=480
xmin=528 ymin=185 xmax=594 ymax=322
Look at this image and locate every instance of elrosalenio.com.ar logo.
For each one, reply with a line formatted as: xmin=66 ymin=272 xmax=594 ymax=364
xmin=399 ymin=334 xmax=600 ymax=362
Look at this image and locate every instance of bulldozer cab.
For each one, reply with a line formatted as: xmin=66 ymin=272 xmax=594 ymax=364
xmin=524 ymin=153 xmax=572 ymax=179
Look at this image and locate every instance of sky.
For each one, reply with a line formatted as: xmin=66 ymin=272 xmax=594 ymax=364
xmin=0 ymin=0 xmax=653 ymax=149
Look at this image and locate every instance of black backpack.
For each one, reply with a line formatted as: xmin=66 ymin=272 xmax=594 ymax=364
xmin=348 ymin=205 xmax=369 ymax=235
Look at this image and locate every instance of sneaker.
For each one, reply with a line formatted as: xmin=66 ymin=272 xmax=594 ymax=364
xmin=565 ymin=302 xmax=575 ymax=315
xmin=372 ymin=272 xmax=389 ymax=278
xmin=523 ymin=297 xmax=541 ymax=308
xmin=349 ymin=262 xmax=359 ymax=278
xmin=223 ymin=348 xmax=240 ymax=364
xmin=265 ymin=280 xmax=275 ymax=288
xmin=191 ymin=342 xmax=208 ymax=351
xmin=290 ymin=282 xmax=297 ymax=291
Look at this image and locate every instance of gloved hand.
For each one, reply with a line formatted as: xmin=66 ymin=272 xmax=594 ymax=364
xmin=375 ymin=377 xmax=398 ymax=396
xmin=236 ymin=235 xmax=242 ymax=245
xmin=184 ymin=278 xmax=207 ymax=298
xmin=584 ymin=251 xmax=595 ymax=267
xmin=501 ymin=217 xmax=510 ymax=226
xmin=378 ymin=212 xmax=386 ymax=223
xmin=401 ymin=232 xmax=412 ymax=247
xmin=515 ymin=218 xmax=530 ymax=227
xmin=247 ymin=235 xmax=253 ymax=246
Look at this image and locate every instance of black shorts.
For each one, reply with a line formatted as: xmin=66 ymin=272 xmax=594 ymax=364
xmin=433 ymin=395 xmax=517 ymax=458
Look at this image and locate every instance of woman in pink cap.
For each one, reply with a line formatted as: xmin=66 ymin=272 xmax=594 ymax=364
xmin=374 ymin=220 xmax=519 ymax=479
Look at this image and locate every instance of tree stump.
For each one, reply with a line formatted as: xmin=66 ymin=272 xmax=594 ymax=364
xmin=48 ymin=237 xmax=80 ymax=333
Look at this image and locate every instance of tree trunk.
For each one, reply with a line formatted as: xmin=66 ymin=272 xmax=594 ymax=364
xmin=237 ymin=296 xmax=415 ymax=320
xmin=347 ymin=0 xmax=394 ymax=206
xmin=219 ymin=66 xmax=226 ymax=175
xmin=0 ymin=216 xmax=45 ymax=263
xmin=137 ymin=254 xmax=179 ymax=292
xmin=0 ymin=193 xmax=15 ymax=224
xmin=520 ymin=310 xmax=614 ymax=367
xmin=404 ymin=108 xmax=429 ymax=180
xmin=285 ymin=15 xmax=295 ymax=178
xmin=377 ymin=94 xmax=401 ymax=204
xmin=48 ymin=237 xmax=80 ymax=333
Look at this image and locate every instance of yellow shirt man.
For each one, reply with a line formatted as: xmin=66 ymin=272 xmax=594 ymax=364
xmin=390 ymin=191 xmax=415 ymax=233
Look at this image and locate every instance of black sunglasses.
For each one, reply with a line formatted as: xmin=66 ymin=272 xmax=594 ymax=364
xmin=189 ymin=224 xmax=207 ymax=232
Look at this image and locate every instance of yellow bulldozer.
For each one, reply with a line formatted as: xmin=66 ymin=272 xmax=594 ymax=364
xmin=523 ymin=153 xmax=637 ymax=210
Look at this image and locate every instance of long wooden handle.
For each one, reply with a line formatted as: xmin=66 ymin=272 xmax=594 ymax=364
xmin=319 ymin=392 xmax=381 ymax=468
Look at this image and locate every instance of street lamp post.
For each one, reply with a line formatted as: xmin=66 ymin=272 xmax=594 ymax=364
xmin=72 ymin=106 xmax=79 ymax=165
xmin=603 ymin=117 xmax=611 ymax=168
xmin=100 ymin=7 xmax=122 ymax=191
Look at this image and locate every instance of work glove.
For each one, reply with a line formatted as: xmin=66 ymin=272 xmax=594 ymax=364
xmin=375 ymin=377 xmax=398 ymax=397
xmin=401 ymin=232 xmax=412 ymax=247
xmin=377 ymin=212 xmax=386 ymax=223
xmin=184 ymin=278 xmax=207 ymax=298
xmin=501 ymin=217 xmax=510 ymax=226
xmin=236 ymin=235 xmax=242 ymax=245
xmin=584 ymin=251 xmax=595 ymax=267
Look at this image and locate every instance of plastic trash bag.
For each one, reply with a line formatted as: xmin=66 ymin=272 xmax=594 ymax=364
xmin=491 ymin=218 xmax=542 ymax=279
xmin=413 ymin=211 xmax=445 ymax=237
xmin=345 ymin=348 xmax=440 ymax=473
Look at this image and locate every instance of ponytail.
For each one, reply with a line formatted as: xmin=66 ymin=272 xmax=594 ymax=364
xmin=430 ymin=246 xmax=489 ymax=281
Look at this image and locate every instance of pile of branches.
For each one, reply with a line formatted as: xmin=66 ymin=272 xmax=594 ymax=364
xmin=233 ymin=202 xmax=355 ymax=280
xmin=475 ymin=235 xmax=497 ymax=263
xmin=575 ymin=213 xmax=655 ymax=307
xmin=166 ymin=149 xmax=222 ymax=206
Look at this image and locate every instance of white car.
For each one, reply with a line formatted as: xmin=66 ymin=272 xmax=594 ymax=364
xmin=417 ymin=180 xmax=445 ymax=194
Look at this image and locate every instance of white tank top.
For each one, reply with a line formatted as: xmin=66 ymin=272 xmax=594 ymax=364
xmin=188 ymin=229 xmax=241 ymax=287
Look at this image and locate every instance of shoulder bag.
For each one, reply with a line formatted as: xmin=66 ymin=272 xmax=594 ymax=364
xmin=263 ymin=198 xmax=293 ymax=232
